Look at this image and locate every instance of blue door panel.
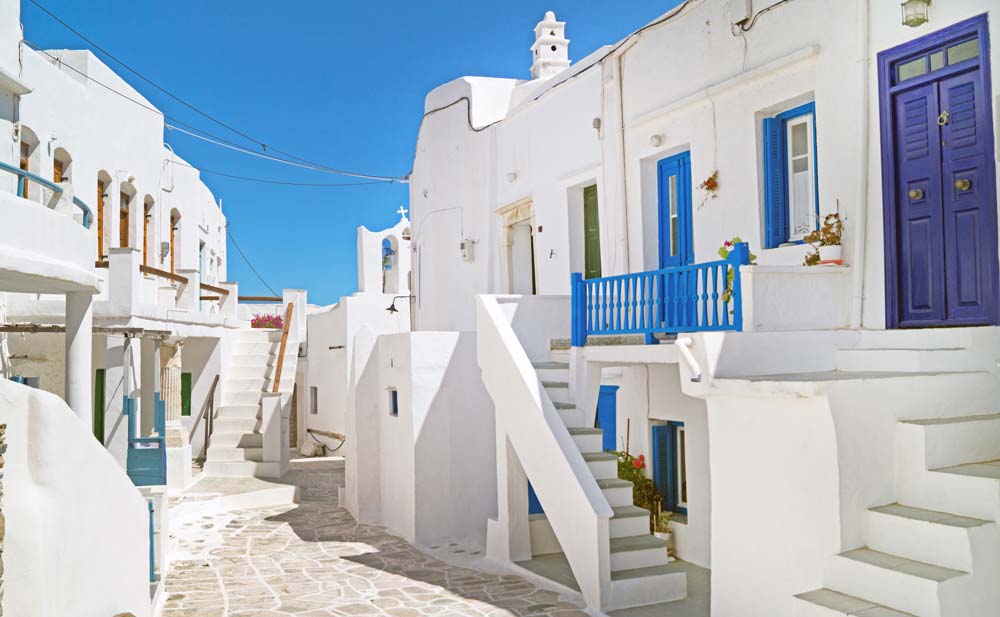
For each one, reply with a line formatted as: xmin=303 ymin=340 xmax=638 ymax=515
xmin=596 ymin=385 xmax=618 ymax=452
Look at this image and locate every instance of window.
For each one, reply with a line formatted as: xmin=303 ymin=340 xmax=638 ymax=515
xmin=310 ymin=386 xmax=318 ymax=415
xmin=895 ymin=37 xmax=980 ymax=84
xmin=763 ymin=102 xmax=818 ymax=248
xmin=651 ymin=421 xmax=687 ymax=514
xmin=119 ymin=190 xmax=131 ymax=248
xmin=94 ymin=368 xmax=105 ymax=443
xmin=181 ymin=372 xmax=192 ymax=417
xmin=388 ymin=388 xmax=399 ymax=417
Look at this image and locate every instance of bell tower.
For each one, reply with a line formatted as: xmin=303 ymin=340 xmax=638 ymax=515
xmin=530 ymin=11 xmax=570 ymax=80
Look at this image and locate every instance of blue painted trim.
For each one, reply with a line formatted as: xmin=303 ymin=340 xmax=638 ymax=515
xmin=0 ymin=159 xmax=93 ymax=228
xmin=571 ymin=272 xmax=586 ymax=346
xmin=764 ymin=102 xmax=819 ymax=247
xmin=656 ymin=151 xmax=693 ymax=269
xmin=597 ymin=385 xmax=619 ymax=452
xmin=877 ymin=13 xmax=997 ymax=328
xmin=652 ymin=421 xmax=687 ymax=515
xmin=147 ymin=500 xmax=156 ymax=582
xmin=528 ymin=482 xmax=543 ymax=515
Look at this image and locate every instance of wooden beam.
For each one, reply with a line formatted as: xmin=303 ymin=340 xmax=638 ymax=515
xmin=139 ymin=264 xmax=188 ymax=285
xmin=199 ymin=282 xmax=230 ymax=296
xmin=272 ymin=302 xmax=295 ymax=394
xmin=0 ymin=324 xmax=171 ymax=340
xmin=199 ymin=295 xmax=221 ymax=301
xmin=238 ymin=295 xmax=283 ymax=303
xmin=0 ymin=323 xmax=64 ymax=334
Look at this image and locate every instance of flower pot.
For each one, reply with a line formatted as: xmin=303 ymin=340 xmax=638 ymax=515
xmin=818 ymin=244 xmax=842 ymax=262
xmin=654 ymin=530 xmax=675 ymax=561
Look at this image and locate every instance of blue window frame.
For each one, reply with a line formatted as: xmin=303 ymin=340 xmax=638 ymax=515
xmin=763 ymin=102 xmax=819 ymax=248
xmin=388 ymin=388 xmax=399 ymax=417
xmin=651 ymin=421 xmax=687 ymax=515
xmin=657 ymin=151 xmax=694 ymax=268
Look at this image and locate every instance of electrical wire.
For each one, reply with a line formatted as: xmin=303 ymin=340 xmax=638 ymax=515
xmin=739 ymin=0 xmax=798 ymax=32
xmin=164 ymin=159 xmax=395 ymax=187
xmin=23 ymin=1 xmax=408 ymax=182
xmin=226 ymin=228 xmax=279 ymax=297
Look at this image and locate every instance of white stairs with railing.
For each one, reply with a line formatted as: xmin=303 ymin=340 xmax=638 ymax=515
xmin=794 ymin=336 xmax=1000 ymax=617
xmin=529 ymin=359 xmax=685 ymax=608
xmin=202 ymin=328 xmax=297 ymax=477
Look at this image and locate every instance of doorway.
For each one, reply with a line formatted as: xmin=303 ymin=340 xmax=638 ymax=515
xmin=499 ymin=200 xmax=537 ymax=294
xmin=879 ymin=15 xmax=998 ymax=328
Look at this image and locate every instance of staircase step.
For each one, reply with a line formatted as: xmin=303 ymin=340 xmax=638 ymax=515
xmin=795 ymin=588 xmax=915 ymax=617
xmin=222 ymin=391 xmax=265 ymax=406
xmin=903 ymin=413 xmax=1000 ymax=469
xmin=202 ymin=459 xmax=281 ymax=478
xmin=213 ymin=417 xmax=260 ymax=434
xmin=215 ymin=404 xmax=260 ymax=419
xmin=231 ymin=341 xmax=280 ymax=355
xmin=867 ymin=504 xmax=987 ymax=572
xmin=835 ymin=348 xmax=977 ymax=373
xmin=609 ymin=534 xmax=670 ymax=571
xmin=542 ymin=381 xmax=573 ymax=404
xmin=208 ymin=432 xmax=262 ymax=449
xmin=567 ymin=427 xmax=604 ymax=452
xmin=232 ymin=329 xmax=283 ymax=342
xmin=582 ymin=451 xmax=618 ymax=480
xmin=533 ymin=362 xmax=570 ymax=382
xmin=824 ymin=548 xmax=964 ymax=617
xmin=612 ymin=505 xmax=651 ymax=538
xmin=206 ymin=446 xmax=263 ymax=462
xmin=607 ymin=563 xmax=687 ymax=610
xmin=597 ymin=478 xmax=634 ymax=508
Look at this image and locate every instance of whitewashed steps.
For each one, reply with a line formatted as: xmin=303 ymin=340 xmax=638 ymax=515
xmin=215 ymin=404 xmax=260 ymax=420
xmin=867 ymin=504 xmax=988 ymax=572
xmin=609 ymin=534 xmax=670 ymax=571
xmin=568 ymin=427 xmax=603 ymax=452
xmin=533 ymin=361 xmax=569 ymax=382
xmin=824 ymin=548 xmax=965 ymax=617
xmin=209 ymin=432 xmax=262 ymax=449
xmin=902 ymin=414 xmax=1000 ymax=470
xmin=542 ymin=381 xmax=572 ymax=404
xmin=835 ymin=348 xmax=978 ymax=373
xmin=596 ymin=478 xmax=633 ymax=508
xmin=795 ymin=588 xmax=916 ymax=617
xmin=202 ymin=460 xmax=281 ymax=477
xmin=582 ymin=451 xmax=618 ymax=479
xmin=205 ymin=446 xmax=263 ymax=462
xmin=608 ymin=564 xmax=686 ymax=610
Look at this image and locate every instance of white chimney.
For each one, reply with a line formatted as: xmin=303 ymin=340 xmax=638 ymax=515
xmin=530 ymin=11 xmax=570 ymax=80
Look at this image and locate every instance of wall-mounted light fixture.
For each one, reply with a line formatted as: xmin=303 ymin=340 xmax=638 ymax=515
xmin=901 ymin=0 xmax=930 ymax=28
xmin=650 ymin=134 xmax=664 ymax=147
xmin=505 ymin=172 xmax=518 ymax=183
xmin=386 ymin=295 xmax=414 ymax=313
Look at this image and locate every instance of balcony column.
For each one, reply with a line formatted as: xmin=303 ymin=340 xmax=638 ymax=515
xmin=64 ymin=290 xmax=93 ymax=420
xmin=160 ymin=340 xmax=192 ymax=489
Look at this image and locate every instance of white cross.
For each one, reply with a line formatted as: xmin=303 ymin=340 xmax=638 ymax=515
xmin=397 ymin=206 xmax=408 ymax=218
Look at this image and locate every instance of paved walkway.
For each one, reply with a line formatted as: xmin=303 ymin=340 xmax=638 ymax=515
xmin=162 ymin=461 xmax=587 ymax=617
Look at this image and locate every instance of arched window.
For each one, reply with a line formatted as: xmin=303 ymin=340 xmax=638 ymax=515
xmin=143 ymin=196 xmax=155 ymax=266
xmin=96 ymin=171 xmax=112 ymax=259
xmin=382 ymin=235 xmax=399 ymax=294
xmin=169 ymin=209 xmax=182 ymax=273
xmin=119 ymin=182 xmax=135 ymax=249
xmin=17 ymin=126 xmax=39 ymax=200
xmin=53 ymin=147 xmax=72 ymax=184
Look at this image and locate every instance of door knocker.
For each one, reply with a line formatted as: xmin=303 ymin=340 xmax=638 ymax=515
xmin=937 ymin=110 xmax=950 ymax=126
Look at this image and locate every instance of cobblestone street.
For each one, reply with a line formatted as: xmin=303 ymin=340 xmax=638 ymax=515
xmin=163 ymin=462 xmax=587 ymax=617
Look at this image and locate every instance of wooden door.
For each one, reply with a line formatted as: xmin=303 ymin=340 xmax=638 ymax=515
xmin=119 ymin=192 xmax=130 ymax=248
xmin=97 ymin=181 xmax=105 ymax=258
xmin=18 ymin=142 xmax=29 ymax=199
xmin=583 ymin=184 xmax=602 ymax=279
xmin=170 ymin=221 xmax=176 ymax=273
xmin=53 ymin=159 xmax=64 ymax=183
xmin=143 ymin=205 xmax=151 ymax=266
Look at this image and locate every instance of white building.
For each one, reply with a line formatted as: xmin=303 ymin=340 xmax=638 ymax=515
xmin=339 ymin=2 xmax=1000 ymax=616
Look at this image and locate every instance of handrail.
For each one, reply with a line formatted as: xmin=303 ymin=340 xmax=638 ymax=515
xmin=571 ymin=242 xmax=751 ymax=345
xmin=271 ymin=302 xmax=295 ymax=394
xmin=239 ymin=295 xmax=282 ymax=303
xmin=199 ymin=282 xmax=230 ymax=296
xmin=0 ymin=159 xmax=93 ymax=228
xmin=139 ymin=264 xmax=188 ymax=285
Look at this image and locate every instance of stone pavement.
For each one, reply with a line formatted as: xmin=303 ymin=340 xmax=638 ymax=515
xmin=163 ymin=461 xmax=587 ymax=617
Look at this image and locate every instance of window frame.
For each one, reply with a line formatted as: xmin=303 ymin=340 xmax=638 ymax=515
xmin=651 ymin=420 xmax=688 ymax=515
xmin=763 ymin=102 xmax=820 ymax=248
xmin=388 ymin=388 xmax=399 ymax=417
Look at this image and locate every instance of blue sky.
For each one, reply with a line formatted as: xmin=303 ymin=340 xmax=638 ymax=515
xmin=23 ymin=0 xmax=682 ymax=305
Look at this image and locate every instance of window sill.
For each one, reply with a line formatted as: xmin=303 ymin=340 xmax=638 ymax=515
xmin=669 ymin=513 xmax=689 ymax=526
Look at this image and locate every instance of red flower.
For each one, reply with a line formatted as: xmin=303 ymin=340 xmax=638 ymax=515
xmin=632 ymin=454 xmax=646 ymax=470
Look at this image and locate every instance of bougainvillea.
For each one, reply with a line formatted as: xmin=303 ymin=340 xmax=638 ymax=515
xmin=251 ymin=313 xmax=284 ymax=329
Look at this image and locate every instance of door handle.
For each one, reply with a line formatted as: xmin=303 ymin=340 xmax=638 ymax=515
xmin=908 ymin=188 xmax=924 ymax=200
xmin=937 ymin=111 xmax=950 ymax=126
xmin=955 ymin=178 xmax=971 ymax=191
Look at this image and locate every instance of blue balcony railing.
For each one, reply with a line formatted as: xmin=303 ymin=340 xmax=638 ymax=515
xmin=571 ymin=243 xmax=751 ymax=346
xmin=0 ymin=159 xmax=93 ymax=228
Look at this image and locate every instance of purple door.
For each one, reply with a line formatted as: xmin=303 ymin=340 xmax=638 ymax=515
xmin=880 ymin=15 xmax=998 ymax=328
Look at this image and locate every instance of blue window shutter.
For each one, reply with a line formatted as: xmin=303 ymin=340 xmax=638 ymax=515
xmin=762 ymin=117 xmax=788 ymax=248
xmin=651 ymin=425 xmax=671 ymax=508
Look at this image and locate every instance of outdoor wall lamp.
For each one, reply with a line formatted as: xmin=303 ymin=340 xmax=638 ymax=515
xmin=901 ymin=0 xmax=931 ymax=28
xmin=386 ymin=295 xmax=414 ymax=313
xmin=650 ymin=133 xmax=664 ymax=147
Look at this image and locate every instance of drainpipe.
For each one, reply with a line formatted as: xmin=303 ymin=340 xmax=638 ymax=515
xmin=615 ymin=38 xmax=640 ymax=275
xmin=675 ymin=337 xmax=701 ymax=382
xmin=849 ymin=0 xmax=871 ymax=328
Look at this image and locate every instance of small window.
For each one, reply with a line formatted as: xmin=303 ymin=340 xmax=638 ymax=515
xmin=310 ymin=386 xmax=318 ymax=415
xmin=651 ymin=421 xmax=687 ymax=515
xmin=388 ymin=388 xmax=399 ymax=417
xmin=180 ymin=372 xmax=192 ymax=417
xmin=762 ymin=102 xmax=818 ymax=248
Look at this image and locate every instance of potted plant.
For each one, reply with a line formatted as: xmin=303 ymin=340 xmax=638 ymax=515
xmin=653 ymin=503 xmax=675 ymax=561
xmin=803 ymin=213 xmax=843 ymax=265
xmin=717 ymin=237 xmax=757 ymax=304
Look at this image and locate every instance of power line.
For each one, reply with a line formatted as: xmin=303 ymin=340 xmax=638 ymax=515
xmin=165 ymin=159 xmax=396 ymax=187
xmin=24 ymin=0 xmax=408 ymax=182
xmin=226 ymin=228 xmax=279 ymax=297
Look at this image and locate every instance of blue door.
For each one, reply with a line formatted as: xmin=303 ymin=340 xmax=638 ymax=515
xmin=880 ymin=16 xmax=998 ymax=328
xmin=596 ymin=385 xmax=619 ymax=452
xmin=657 ymin=152 xmax=694 ymax=269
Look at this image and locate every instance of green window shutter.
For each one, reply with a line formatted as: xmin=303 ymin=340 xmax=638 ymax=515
xmin=93 ymin=369 xmax=105 ymax=444
xmin=181 ymin=372 xmax=192 ymax=417
xmin=583 ymin=184 xmax=602 ymax=279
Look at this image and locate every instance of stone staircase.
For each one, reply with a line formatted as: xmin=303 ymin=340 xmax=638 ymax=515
xmin=202 ymin=328 xmax=297 ymax=477
xmin=794 ymin=341 xmax=1000 ymax=617
xmin=525 ymin=359 xmax=686 ymax=609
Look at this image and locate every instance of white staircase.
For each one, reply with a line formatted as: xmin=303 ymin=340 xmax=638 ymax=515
xmin=529 ymin=360 xmax=685 ymax=608
xmin=795 ymin=341 xmax=1000 ymax=617
xmin=203 ymin=328 xmax=297 ymax=477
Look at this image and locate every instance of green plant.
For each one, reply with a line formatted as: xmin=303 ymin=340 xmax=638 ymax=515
xmin=717 ymin=237 xmax=757 ymax=303
xmin=802 ymin=212 xmax=844 ymax=265
xmin=615 ymin=451 xmax=663 ymax=532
